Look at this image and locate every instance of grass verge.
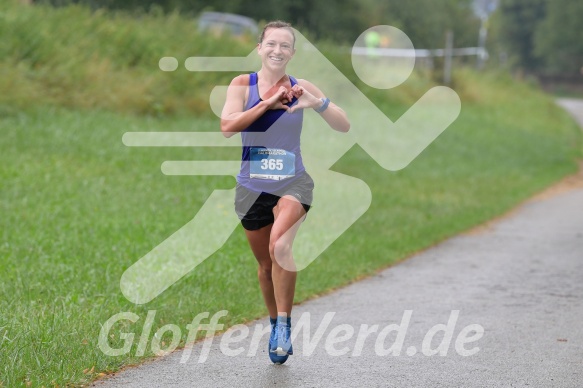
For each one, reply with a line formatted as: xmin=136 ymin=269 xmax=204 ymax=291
xmin=1 ymin=66 xmax=582 ymax=385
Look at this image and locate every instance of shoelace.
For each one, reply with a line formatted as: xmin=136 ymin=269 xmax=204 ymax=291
xmin=270 ymin=323 xmax=277 ymax=344
xmin=277 ymin=324 xmax=290 ymax=349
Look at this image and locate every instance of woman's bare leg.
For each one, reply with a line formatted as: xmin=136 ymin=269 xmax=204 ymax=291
xmin=270 ymin=196 xmax=306 ymax=316
xmin=244 ymin=224 xmax=277 ymax=319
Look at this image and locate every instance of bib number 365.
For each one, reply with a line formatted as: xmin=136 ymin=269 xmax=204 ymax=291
xmin=261 ymin=159 xmax=283 ymax=171
xmin=250 ymin=147 xmax=295 ymax=180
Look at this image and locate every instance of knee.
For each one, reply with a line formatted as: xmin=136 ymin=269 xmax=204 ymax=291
xmin=258 ymin=265 xmax=272 ymax=281
xmin=269 ymin=237 xmax=292 ymax=261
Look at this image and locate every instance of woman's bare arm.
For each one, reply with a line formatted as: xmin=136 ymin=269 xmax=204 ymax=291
xmin=289 ymin=79 xmax=350 ymax=133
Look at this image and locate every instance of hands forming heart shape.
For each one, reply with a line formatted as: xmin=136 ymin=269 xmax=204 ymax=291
xmin=265 ymin=84 xmax=302 ymax=110
xmin=266 ymin=84 xmax=323 ymax=114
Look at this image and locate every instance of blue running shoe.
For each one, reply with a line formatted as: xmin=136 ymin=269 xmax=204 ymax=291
xmin=274 ymin=318 xmax=293 ymax=356
xmin=268 ymin=318 xmax=288 ymax=364
xmin=268 ymin=318 xmax=277 ymax=352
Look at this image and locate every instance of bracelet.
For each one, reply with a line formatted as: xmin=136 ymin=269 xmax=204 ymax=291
xmin=315 ymin=97 xmax=330 ymax=113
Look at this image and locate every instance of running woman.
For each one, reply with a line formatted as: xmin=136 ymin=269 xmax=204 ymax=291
xmin=220 ymin=20 xmax=350 ymax=364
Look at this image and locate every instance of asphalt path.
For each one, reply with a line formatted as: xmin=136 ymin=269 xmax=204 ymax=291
xmin=95 ymin=100 xmax=583 ymax=388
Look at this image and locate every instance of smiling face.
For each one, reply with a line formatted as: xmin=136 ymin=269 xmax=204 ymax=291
xmin=257 ymin=27 xmax=296 ymax=71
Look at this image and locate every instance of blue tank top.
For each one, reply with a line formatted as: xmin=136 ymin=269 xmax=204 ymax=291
xmin=237 ymin=72 xmax=306 ymax=194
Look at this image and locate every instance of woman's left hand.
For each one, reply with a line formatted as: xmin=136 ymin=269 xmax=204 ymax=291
xmin=288 ymin=85 xmax=322 ymax=114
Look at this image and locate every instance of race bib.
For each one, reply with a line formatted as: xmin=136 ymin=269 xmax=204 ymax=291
xmin=250 ymin=147 xmax=295 ymax=180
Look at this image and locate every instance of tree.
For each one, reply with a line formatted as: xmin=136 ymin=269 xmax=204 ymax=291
xmin=495 ymin=0 xmax=547 ymax=71
xmin=534 ymin=0 xmax=583 ymax=75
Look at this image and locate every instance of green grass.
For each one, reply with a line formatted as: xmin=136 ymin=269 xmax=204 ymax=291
xmin=0 ymin=0 xmax=438 ymax=118
xmin=1 ymin=70 xmax=582 ymax=386
xmin=0 ymin=1 xmax=251 ymax=116
xmin=1 ymin=1 xmax=583 ymax=386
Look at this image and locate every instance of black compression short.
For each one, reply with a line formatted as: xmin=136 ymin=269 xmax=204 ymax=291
xmin=234 ymin=172 xmax=314 ymax=231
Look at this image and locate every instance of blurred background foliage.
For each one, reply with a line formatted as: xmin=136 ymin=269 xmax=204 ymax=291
xmin=38 ymin=0 xmax=482 ymax=47
xmin=492 ymin=0 xmax=583 ymax=76
xmin=2 ymin=0 xmax=582 ymax=116
xmin=34 ymin=0 xmax=583 ymax=77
